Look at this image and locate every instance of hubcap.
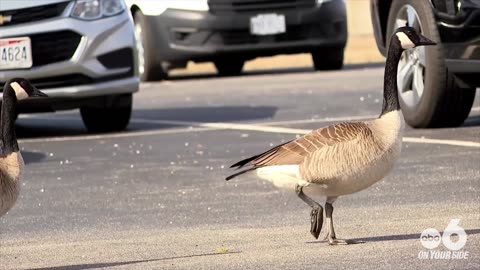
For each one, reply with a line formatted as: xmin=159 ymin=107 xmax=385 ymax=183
xmin=134 ymin=21 xmax=145 ymax=77
xmin=395 ymin=5 xmax=426 ymax=109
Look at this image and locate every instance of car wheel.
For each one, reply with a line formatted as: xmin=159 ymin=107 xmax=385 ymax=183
xmin=81 ymin=94 xmax=132 ymax=133
xmin=311 ymin=47 xmax=344 ymax=71
xmin=387 ymin=0 xmax=476 ymax=128
xmin=134 ymin=11 xmax=167 ymax=81
xmin=214 ymin=59 xmax=244 ymax=76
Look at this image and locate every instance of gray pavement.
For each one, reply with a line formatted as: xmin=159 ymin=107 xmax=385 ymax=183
xmin=1 ymin=65 xmax=479 ymax=270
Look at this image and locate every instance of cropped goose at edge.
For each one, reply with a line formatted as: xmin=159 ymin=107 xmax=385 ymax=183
xmin=0 ymin=78 xmax=48 ymax=217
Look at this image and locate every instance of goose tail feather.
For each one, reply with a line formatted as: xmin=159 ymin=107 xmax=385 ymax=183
xmin=225 ymin=167 xmax=258 ymax=181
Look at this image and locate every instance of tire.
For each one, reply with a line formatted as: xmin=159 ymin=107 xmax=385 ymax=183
xmin=387 ymin=0 xmax=476 ymax=128
xmin=214 ymin=59 xmax=244 ymax=76
xmin=311 ymin=47 xmax=344 ymax=71
xmin=134 ymin=11 xmax=167 ymax=81
xmin=81 ymin=94 xmax=132 ymax=133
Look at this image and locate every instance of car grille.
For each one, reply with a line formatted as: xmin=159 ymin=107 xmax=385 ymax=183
xmin=30 ymin=31 xmax=82 ymax=67
xmin=0 ymin=2 xmax=69 ymax=27
xmin=208 ymin=0 xmax=316 ymax=14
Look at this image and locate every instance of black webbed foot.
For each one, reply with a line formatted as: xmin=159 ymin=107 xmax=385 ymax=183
xmin=310 ymin=205 xmax=323 ymax=239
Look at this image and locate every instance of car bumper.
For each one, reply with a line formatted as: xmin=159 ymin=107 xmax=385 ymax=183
xmin=145 ymin=1 xmax=347 ymax=63
xmin=15 ymin=77 xmax=138 ymax=112
xmin=0 ymin=5 xmax=138 ymax=103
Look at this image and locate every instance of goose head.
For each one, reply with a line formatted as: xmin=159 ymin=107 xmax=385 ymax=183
xmin=4 ymin=78 xmax=48 ymax=102
xmin=394 ymin=26 xmax=436 ymax=50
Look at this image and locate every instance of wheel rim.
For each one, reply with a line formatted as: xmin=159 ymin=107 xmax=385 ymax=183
xmin=395 ymin=5 xmax=426 ymax=109
xmin=134 ymin=20 xmax=145 ymax=77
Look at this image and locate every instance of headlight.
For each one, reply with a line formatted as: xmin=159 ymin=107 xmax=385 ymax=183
xmin=103 ymin=0 xmax=125 ymax=16
xmin=71 ymin=0 xmax=126 ymax=20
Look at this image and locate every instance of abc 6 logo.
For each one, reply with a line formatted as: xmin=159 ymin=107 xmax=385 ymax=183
xmin=420 ymin=219 xmax=467 ymax=250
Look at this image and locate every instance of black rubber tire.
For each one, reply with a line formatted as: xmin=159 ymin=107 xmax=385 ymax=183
xmin=214 ymin=59 xmax=245 ymax=76
xmin=387 ymin=0 xmax=476 ymax=128
xmin=311 ymin=47 xmax=344 ymax=71
xmin=134 ymin=11 xmax=167 ymax=82
xmin=81 ymin=94 xmax=132 ymax=133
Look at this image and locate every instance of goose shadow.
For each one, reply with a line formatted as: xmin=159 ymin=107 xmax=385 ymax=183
xmin=24 ymin=251 xmax=241 ymax=270
xmin=167 ymin=62 xmax=385 ymax=81
xmin=15 ymin=105 xmax=277 ymax=139
xmin=306 ymin=228 xmax=480 ymax=244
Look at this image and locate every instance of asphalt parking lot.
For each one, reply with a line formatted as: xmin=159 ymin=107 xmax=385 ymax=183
xmin=1 ymin=65 xmax=479 ymax=270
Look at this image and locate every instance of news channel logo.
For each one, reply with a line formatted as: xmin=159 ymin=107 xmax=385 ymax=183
xmin=418 ymin=219 xmax=469 ymax=260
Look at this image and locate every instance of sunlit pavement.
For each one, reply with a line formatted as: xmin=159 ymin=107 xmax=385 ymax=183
xmin=1 ymin=65 xmax=479 ymax=270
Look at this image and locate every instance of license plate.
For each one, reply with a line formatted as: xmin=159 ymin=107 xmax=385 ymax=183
xmin=0 ymin=37 xmax=33 ymax=70
xmin=250 ymin=14 xmax=286 ymax=36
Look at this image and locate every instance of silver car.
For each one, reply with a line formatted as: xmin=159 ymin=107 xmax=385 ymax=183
xmin=0 ymin=0 xmax=139 ymax=132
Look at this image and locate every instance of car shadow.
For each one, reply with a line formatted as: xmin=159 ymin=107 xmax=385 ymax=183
xmin=461 ymin=114 xmax=480 ymax=127
xmin=15 ymin=105 xmax=277 ymax=139
xmin=21 ymin=151 xmax=47 ymax=165
xmin=167 ymin=62 xmax=385 ymax=81
xmin=24 ymin=251 xmax=240 ymax=270
xmin=131 ymin=105 xmax=277 ymax=123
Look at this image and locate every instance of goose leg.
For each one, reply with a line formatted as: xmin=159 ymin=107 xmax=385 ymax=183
xmin=295 ymin=184 xmax=323 ymax=239
xmin=324 ymin=197 xmax=363 ymax=245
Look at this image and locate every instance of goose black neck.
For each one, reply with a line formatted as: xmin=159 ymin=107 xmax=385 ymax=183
xmin=380 ymin=38 xmax=404 ymax=117
xmin=0 ymin=89 xmax=19 ymax=156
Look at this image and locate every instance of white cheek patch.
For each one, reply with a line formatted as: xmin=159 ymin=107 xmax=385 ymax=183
xmin=396 ymin=32 xmax=415 ymax=49
xmin=10 ymin=82 xmax=29 ymax=101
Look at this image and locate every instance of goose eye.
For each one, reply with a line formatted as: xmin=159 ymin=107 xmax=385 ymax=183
xmin=20 ymin=81 xmax=29 ymax=90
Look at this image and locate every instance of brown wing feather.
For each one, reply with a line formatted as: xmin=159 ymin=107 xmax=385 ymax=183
xmin=253 ymin=122 xmax=370 ymax=167
xmin=226 ymin=122 xmax=371 ymax=180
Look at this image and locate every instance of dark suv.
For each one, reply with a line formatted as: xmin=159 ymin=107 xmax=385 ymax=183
xmin=370 ymin=0 xmax=479 ymax=128
xmin=128 ymin=0 xmax=348 ymax=80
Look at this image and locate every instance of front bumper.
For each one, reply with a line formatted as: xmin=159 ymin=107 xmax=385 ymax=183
xmin=0 ymin=3 xmax=138 ymax=104
xmin=16 ymin=77 xmax=138 ymax=112
xmin=145 ymin=1 xmax=347 ymax=64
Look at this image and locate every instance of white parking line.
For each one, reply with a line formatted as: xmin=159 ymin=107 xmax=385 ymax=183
xmin=472 ymin=106 xmax=480 ymax=112
xmin=18 ymin=126 xmax=216 ymax=143
xmin=191 ymin=122 xmax=480 ymax=148
xmin=18 ymin=116 xmax=480 ymax=148
xmin=402 ymin=137 xmax=480 ymax=148
xmin=19 ymin=115 xmax=370 ymax=143
xmin=259 ymin=115 xmax=377 ymax=126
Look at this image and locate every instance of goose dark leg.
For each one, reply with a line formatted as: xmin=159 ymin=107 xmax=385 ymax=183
xmin=325 ymin=197 xmax=363 ymax=245
xmin=295 ymin=184 xmax=323 ymax=239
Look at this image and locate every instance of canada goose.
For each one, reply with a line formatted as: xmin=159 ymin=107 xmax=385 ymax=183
xmin=0 ymin=78 xmax=48 ymax=218
xmin=226 ymin=26 xmax=436 ymax=245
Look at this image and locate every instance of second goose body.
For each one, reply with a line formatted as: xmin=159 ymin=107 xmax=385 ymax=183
xmin=226 ymin=26 xmax=436 ymax=244
xmin=0 ymin=78 xmax=47 ymax=218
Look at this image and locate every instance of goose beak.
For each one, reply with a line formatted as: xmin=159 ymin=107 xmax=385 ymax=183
xmin=417 ymin=34 xmax=436 ymax=46
xmin=31 ymin=86 xmax=48 ymax=98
